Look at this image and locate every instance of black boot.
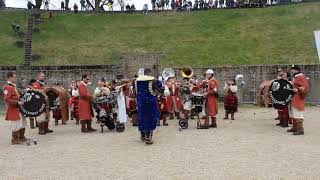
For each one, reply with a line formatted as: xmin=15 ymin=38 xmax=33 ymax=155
xmin=210 ymin=117 xmax=217 ymax=128
xmin=87 ymin=120 xmax=97 ymax=131
xmin=81 ymin=120 xmax=90 ymax=133
xmin=293 ymin=120 xmax=304 ymax=135
xmin=175 ymin=112 xmax=181 ymax=119
xmin=281 ymin=117 xmax=289 ymax=128
xmin=145 ymin=131 xmax=153 ymax=145
xmin=287 ymin=119 xmax=297 ymax=132
xmin=163 ymin=118 xmax=168 ymax=126
xmin=38 ymin=122 xmax=46 ymax=135
xmin=276 ymin=119 xmax=282 ymax=126
xmin=169 ymin=113 xmax=174 ymax=120
xmin=11 ymin=131 xmax=22 ymax=145
xmin=140 ymin=132 xmax=146 ymax=142
xmin=30 ymin=118 xmax=35 ymax=129
xmin=223 ymin=112 xmax=229 ymax=120
xmin=19 ymin=128 xmax=27 ymax=142
xmin=44 ymin=122 xmax=54 ymax=133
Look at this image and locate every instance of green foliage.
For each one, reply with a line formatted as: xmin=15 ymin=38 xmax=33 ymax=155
xmin=0 ymin=2 xmax=320 ymax=66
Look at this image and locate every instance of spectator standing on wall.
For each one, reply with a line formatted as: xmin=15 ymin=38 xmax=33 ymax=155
xmin=160 ymin=0 xmax=165 ymax=10
xmin=143 ymin=4 xmax=148 ymax=14
xmin=170 ymin=0 xmax=175 ymax=9
xmin=119 ymin=0 xmax=125 ymax=11
xmin=80 ymin=0 xmax=85 ymax=11
xmin=73 ymin=3 xmax=78 ymax=13
xmin=208 ymin=0 xmax=214 ymax=8
xmin=131 ymin=4 xmax=135 ymax=11
xmin=194 ymin=0 xmax=199 ymax=10
xmin=165 ymin=0 xmax=169 ymax=9
xmin=27 ymin=1 xmax=33 ymax=9
xmin=44 ymin=0 xmax=49 ymax=10
xmin=107 ymin=0 xmax=113 ymax=11
xmin=199 ymin=0 xmax=204 ymax=9
xmin=214 ymin=0 xmax=218 ymax=7
xmin=126 ymin=4 xmax=130 ymax=11
xmin=0 ymin=0 xmax=6 ymax=7
xmin=219 ymin=0 xmax=224 ymax=7
xmin=155 ymin=0 xmax=160 ymax=10
xmin=61 ymin=1 xmax=65 ymax=10
xmin=151 ymin=0 xmax=156 ymax=10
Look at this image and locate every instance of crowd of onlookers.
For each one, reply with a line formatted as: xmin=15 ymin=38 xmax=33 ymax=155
xmin=0 ymin=0 xmax=304 ymax=13
xmin=25 ymin=0 xmax=137 ymax=13
xmin=0 ymin=0 xmax=5 ymax=8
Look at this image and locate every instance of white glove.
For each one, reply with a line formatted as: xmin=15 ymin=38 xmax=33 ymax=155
xmin=18 ymin=101 xmax=24 ymax=106
xmin=164 ymin=85 xmax=170 ymax=97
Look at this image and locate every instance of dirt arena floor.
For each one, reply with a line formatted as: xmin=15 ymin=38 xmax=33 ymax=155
xmin=0 ymin=106 xmax=320 ymax=180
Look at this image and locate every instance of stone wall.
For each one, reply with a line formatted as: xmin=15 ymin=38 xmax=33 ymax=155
xmin=175 ymin=64 xmax=320 ymax=104
xmin=0 ymin=65 xmax=121 ymax=110
xmin=0 ymin=64 xmax=319 ymax=110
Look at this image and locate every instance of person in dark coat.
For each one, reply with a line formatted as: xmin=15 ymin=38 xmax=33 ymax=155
xmin=135 ymin=68 xmax=163 ymax=145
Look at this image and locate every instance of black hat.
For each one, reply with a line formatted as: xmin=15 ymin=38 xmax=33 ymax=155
xmin=291 ymin=65 xmax=301 ymax=71
xmin=116 ymin=74 xmax=124 ymax=80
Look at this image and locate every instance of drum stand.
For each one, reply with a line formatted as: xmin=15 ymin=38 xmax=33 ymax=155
xmin=195 ymin=106 xmax=209 ymax=129
xmin=178 ymin=119 xmax=189 ymax=130
xmin=100 ymin=112 xmax=116 ymax=133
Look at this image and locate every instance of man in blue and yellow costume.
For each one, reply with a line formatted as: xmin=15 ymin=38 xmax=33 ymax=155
xmin=135 ymin=68 xmax=164 ymax=145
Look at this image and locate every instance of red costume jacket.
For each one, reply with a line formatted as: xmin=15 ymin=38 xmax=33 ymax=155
xmin=199 ymin=78 xmax=219 ymax=117
xmin=165 ymin=81 xmax=183 ymax=113
xmin=78 ymin=81 xmax=94 ymax=120
xmin=291 ymin=73 xmax=309 ymax=111
xmin=3 ymin=82 xmax=20 ymax=121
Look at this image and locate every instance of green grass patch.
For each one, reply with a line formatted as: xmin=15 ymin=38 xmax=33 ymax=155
xmin=1 ymin=2 xmax=320 ymax=66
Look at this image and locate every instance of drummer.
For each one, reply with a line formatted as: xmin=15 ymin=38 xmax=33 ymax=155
xmin=27 ymin=79 xmax=37 ymax=129
xmin=180 ymin=77 xmax=193 ymax=123
xmin=190 ymin=74 xmax=200 ymax=119
xmin=93 ymin=78 xmax=111 ymax=120
xmin=275 ymin=69 xmax=290 ymax=128
xmin=30 ymin=72 xmax=53 ymax=135
xmin=3 ymin=72 xmax=27 ymax=145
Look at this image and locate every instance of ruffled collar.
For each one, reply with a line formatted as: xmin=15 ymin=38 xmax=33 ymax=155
xmin=7 ymin=81 xmax=16 ymax=87
xmin=294 ymin=72 xmax=303 ymax=78
xmin=136 ymin=75 xmax=154 ymax=81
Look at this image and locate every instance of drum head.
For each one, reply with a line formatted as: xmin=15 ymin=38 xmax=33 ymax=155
xmin=116 ymin=123 xmax=125 ymax=132
xmin=179 ymin=119 xmax=188 ymax=129
xmin=20 ymin=91 xmax=46 ymax=117
xmin=269 ymin=79 xmax=294 ymax=107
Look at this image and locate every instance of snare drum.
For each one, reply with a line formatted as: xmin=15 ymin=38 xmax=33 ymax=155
xmin=191 ymin=93 xmax=204 ymax=105
xmin=191 ymin=93 xmax=204 ymax=113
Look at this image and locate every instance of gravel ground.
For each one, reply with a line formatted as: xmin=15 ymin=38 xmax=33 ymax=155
xmin=0 ymin=106 xmax=320 ymax=180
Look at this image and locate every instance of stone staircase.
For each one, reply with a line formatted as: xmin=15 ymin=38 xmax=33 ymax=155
xmin=23 ymin=16 xmax=33 ymax=66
